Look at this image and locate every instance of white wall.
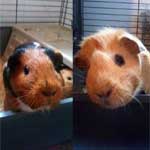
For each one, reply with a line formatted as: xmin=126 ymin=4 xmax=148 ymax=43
xmin=0 ymin=0 xmax=16 ymax=26
xmin=0 ymin=0 xmax=62 ymax=27
xmin=82 ymin=0 xmax=150 ymax=38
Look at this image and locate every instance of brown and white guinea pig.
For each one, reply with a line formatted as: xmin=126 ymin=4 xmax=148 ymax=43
xmin=3 ymin=42 xmax=64 ymax=112
xmin=75 ymin=28 xmax=150 ymax=109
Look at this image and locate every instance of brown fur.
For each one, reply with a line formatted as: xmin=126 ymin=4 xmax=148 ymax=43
xmin=75 ymin=28 xmax=143 ymax=109
xmin=0 ymin=58 xmax=5 ymax=110
xmin=60 ymin=68 xmax=73 ymax=98
xmin=4 ymin=49 xmax=63 ymax=111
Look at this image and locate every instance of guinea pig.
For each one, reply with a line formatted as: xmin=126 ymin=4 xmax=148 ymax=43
xmin=60 ymin=68 xmax=73 ymax=98
xmin=3 ymin=42 xmax=64 ymax=112
xmin=74 ymin=28 xmax=150 ymax=109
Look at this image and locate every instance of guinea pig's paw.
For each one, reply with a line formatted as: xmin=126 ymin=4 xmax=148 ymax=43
xmin=17 ymin=99 xmax=34 ymax=112
xmin=34 ymin=105 xmax=51 ymax=112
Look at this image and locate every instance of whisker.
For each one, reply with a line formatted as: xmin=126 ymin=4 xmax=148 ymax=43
xmin=132 ymin=96 xmax=144 ymax=109
xmin=119 ymin=97 xmax=125 ymax=106
xmin=15 ymin=90 xmax=35 ymax=106
xmin=125 ymin=92 xmax=144 ymax=109
xmin=118 ymin=97 xmax=127 ymax=112
xmin=118 ymin=83 xmax=143 ymax=109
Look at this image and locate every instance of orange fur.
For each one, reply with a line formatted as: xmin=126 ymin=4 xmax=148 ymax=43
xmin=4 ymin=49 xmax=63 ymax=111
xmin=138 ymin=50 xmax=150 ymax=93
xmin=86 ymin=51 xmax=140 ymax=109
xmin=0 ymin=59 xmax=5 ymax=110
xmin=75 ymin=28 xmax=143 ymax=109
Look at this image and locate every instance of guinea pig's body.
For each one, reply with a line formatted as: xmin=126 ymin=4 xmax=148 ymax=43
xmin=0 ymin=59 xmax=5 ymax=110
xmin=138 ymin=50 xmax=150 ymax=94
xmin=75 ymin=28 xmax=149 ymax=109
xmin=3 ymin=42 xmax=63 ymax=112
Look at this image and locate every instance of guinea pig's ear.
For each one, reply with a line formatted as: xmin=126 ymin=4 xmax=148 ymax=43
xmin=53 ymin=51 xmax=63 ymax=71
xmin=74 ymin=50 xmax=90 ymax=70
xmin=7 ymin=50 xmax=22 ymax=73
xmin=74 ymin=36 xmax=102 ymax=70
xmin=3 ymin=64 xmax=17 ymax=97
xmin=44 ymin=47 xmax=63 ymax=71
xmin=119 ymin=33 xmax=147 ymax=55
xmin=3 ymin=64 xmax=10 ymax=89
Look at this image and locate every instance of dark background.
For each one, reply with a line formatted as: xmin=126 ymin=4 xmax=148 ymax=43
xmin=74 ymin=94 xmax=149 ymax=150
xmin=0 ymin=27 xmax=12 ymax=55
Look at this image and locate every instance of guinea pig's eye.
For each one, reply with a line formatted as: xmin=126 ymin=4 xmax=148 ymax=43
xmin=67 ymin=76 xmax=72 ymax=80
xmin=24 ymin=66 xmax=30 ymax=75
xmin=114 ymin=54 xmax=125 ymax=66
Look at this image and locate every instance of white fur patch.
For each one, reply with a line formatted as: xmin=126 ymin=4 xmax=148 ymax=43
xmin=17 ymin=99 xmax=34 ymax=112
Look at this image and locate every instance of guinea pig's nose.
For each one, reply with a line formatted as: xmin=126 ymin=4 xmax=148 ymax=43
xmin=97 ymin=89 xmax=112 ymax=100
xmin=42 ymin=90 xmax=56 ymax=97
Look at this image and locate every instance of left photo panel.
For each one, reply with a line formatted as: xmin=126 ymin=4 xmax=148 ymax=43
xmin=0 ymin=0 xmax=73 ymax=149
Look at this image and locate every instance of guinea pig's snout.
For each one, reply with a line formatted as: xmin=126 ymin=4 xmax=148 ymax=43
xmin=96 ymin=89 xmax=112 ymax=101
xmin=42 ymin=89 xmax=56 ymax=97
xmin=41 ymin=80 xmax=58 ymax=97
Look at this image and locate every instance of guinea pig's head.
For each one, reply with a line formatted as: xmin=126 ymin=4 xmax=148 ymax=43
xmin=75 ymin=28 xmax=146 ymax=109
xmin=4 ymin=42 xmax=63 ymax=109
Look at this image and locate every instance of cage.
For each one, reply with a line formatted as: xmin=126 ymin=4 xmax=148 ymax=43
xmin=0 ymin=0 xmax=72 ymax=149
xmin=74 ymin=0 xmax=150 ymax=149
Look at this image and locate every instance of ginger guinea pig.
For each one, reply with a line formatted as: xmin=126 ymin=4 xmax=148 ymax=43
xmin=3 ymin=42 xmax=63 ymax=112
xmin=75 ymin=28 xmax=149 ymax=109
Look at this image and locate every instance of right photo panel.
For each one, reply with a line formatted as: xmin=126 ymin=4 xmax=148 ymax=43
xmin=73 ymin=0 xmax=150 ymax=149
